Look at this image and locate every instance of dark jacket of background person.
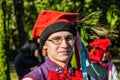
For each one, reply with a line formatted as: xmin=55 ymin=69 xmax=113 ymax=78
xmin=87 ymin=63 xmax=108 ymax=80
xmin=14 ymin=40 xmax=43 ymax=80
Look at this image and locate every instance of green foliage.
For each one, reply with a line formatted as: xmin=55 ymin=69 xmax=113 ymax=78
xmin=79 ymin=0 xmax=120 ymax=46
xmin=80 ymin=27 xmax=89 ymax=46
xmin=79 ymin=11 xmax=102 ymax=46
xmin=24 ymin=1 xmax=38 ymax=36
xmin=71 ymin=53 xmax=77 ymax=68
xmin=35 ymin=0 xmax=81 ymax=12
xmin=107 ymin=5 xmax=118 ymax=28
xmin=0 ymin=6 xmax=7 ymax=80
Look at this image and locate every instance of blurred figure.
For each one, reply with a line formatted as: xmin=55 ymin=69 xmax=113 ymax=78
xmin=14 ymin=40 xmax=43 ymax=80
xmin=86 ymin=38 xmax=109 ymax=80
xmin=102 ymin=45 xmax=119 ymax=80
xmin=87 ymin=38 xmax=119 ymax=80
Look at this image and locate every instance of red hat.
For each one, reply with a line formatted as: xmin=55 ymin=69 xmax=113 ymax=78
xmin=32 ymin=10 xmax=79 ymax=38
xmin=89 ymin=39 xmax=111 ymax=52
xmin=32 ymin=10 xmax=79 ymax=49
xmin=88 ymin=38 xmax=111 ymax=62
xmin=88 ymin=49 xmax=104 ymax=62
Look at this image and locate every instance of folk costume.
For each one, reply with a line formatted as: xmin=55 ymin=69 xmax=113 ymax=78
xmin=22 ymin=10 xmax=93 ymax=80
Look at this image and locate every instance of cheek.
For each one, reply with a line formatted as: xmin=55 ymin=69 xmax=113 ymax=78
xmin=47 ymin=47 xmax=56 ymax=53
xmin=47 ymin=47 xmax=58 ymax=59
xmin=69 ymin=44 xmax=74 ymax=51
xmin=46 ymin=44 xmax=58 ymax=54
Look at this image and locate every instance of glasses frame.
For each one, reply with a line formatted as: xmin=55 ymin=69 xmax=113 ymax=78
xmin=47 ymin=36 xmax=76 ymax=45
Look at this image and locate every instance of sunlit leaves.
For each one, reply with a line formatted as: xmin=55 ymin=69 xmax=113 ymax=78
xmin=107 ymin=5 xmax=118 ymax=28
xmin=34 ymin=0 xmax=81 ymax=12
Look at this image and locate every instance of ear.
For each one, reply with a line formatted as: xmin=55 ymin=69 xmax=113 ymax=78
xmin=43 ymin=45 xmax=47 ymax=50
xmin=42 ymin=48 xmax=47 ymax=56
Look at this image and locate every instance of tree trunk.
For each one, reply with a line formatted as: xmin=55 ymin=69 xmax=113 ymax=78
xmin=13 ymin=0 xmax=27 ymax=48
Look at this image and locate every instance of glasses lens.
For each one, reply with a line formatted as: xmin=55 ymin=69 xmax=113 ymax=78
xmin=47 ymin=36 xmax=75 ymax=45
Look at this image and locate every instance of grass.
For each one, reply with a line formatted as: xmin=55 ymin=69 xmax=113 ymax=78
xmin=118 ymin=72 xmax=120 ymax=79
xmin=9 ymin=62 xmax=18 ymax=80
xmin=10 ymin=72 xmax=18 ymax=80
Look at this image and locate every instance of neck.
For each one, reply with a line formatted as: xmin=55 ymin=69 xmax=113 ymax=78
xmin=48 ymin=57 xmax=68 ymax=68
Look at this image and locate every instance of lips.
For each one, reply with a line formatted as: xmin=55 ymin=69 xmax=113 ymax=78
xmin=59 ymin=50 xmax=70 ymax=54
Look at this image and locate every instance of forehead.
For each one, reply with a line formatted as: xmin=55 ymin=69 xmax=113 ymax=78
xmin=48 ymin=31 xmax=73 ymax=38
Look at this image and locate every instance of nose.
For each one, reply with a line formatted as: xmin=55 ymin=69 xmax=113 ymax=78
xmin=60 ymin=39 xmax=68 ymax=48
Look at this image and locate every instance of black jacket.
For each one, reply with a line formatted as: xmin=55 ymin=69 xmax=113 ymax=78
xmin=87 ymin=63 xmax=108 ymax=80
xmin=14 ymin=53 xmax=41 ymax=80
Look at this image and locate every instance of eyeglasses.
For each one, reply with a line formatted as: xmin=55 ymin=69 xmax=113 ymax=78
xmin=47 ymin=36 xmax=75 ymax=45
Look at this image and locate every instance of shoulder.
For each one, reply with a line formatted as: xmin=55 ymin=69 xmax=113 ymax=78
xmin=14 ymin=54 xmax=23 ymax=64
xmin=14 ymin=53 xmax=24 ymax=60
xmin=22 ymin=62 xmax=48 ymax=80
xmin=22 ymin=67 xmax=42 ymax=80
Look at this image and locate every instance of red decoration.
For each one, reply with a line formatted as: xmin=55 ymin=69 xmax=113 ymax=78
xmin=89 ymin=39 xmax=110 ymax=52
xmin=102 ymin=63 xmax=107 ymax=67
xmin=48 ymin=69 xmax=83 ymax=80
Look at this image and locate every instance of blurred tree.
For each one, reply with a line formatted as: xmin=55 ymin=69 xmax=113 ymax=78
xmin=0 ymin=0 xmax=10 ymax=80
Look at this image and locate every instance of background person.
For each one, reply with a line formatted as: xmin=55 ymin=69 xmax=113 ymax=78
xmin=87 ymin=38 xmax=119 ymax=80
xmin=101 ymin=39 xmax=119 ymax=80
xmin=14 ymin=40 xmax=43 ymax=80
xmin=86 ymin=38 xmax=109 ymax=80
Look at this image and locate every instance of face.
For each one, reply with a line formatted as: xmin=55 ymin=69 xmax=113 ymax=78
xmin=102 ymin=51 xmax=109 ymax=61
xmin=43 ymin=31 xmax=75 ymax=66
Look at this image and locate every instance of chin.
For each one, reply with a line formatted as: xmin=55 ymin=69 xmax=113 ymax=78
xmin=60 ymin=57 xmax=68 ymax=62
